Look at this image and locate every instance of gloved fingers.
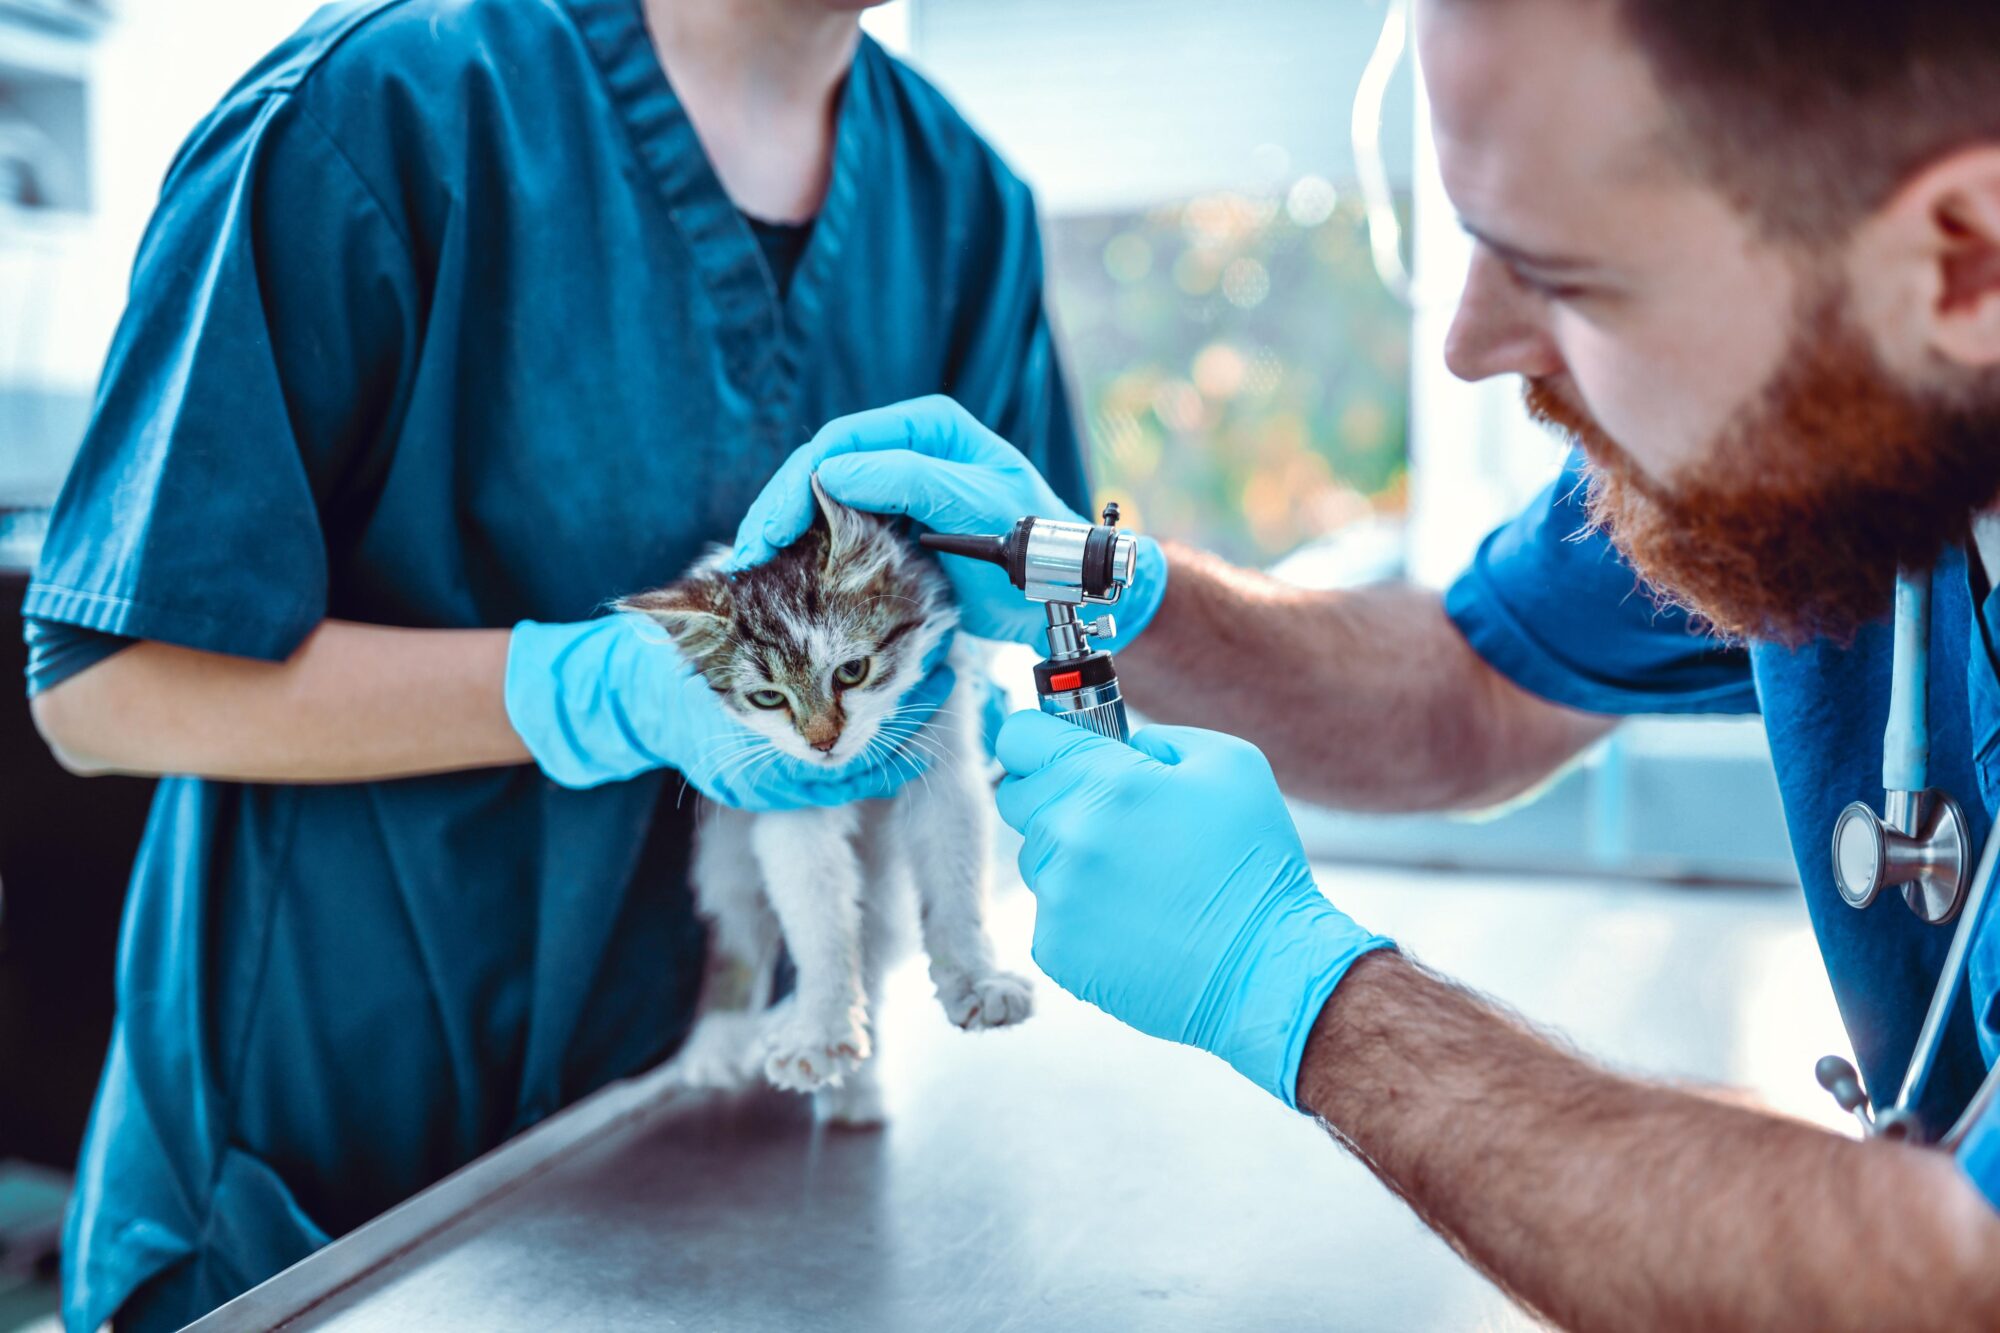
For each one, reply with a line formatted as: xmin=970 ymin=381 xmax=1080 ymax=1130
xmin=728 ymin=398 xmax=999 ymax=566
xmin=1124 ymin=725 xmax=1194 ymax=766
xmin=995 ymin=708 xmax=1139 ymax=778
xmin=811 ymin=451 xmax=1040 ymax=536
xmin=994 ymin=766 xmax=1100 ymax=847
xmin=1132 ymin=723 xmax=1275 ymax=781
xmin=808 ymin=395 xmax=999 ymax=464
xmin=993 ymin=771 xmax=1043 ymax=833
xmin=729 ymin=442 xmax=828 ymax=568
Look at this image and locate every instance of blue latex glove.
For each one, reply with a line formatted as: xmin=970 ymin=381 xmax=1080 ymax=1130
xmin=506 ymin=612 xmax=952 ymax=808
xmin=995 ymin=711 xmax=1395 ymax=1107
xmin=729 ymin=395 xmax=1168 ymax=649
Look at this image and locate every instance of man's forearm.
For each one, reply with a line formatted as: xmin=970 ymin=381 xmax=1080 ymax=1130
xmin=1300 ymin=952 xmax=2000 ymax=1332
xmin=1118 ymin=543 xmax=1613 ymax=810
xmin=31 ymin=620 xmax=530 ymax=783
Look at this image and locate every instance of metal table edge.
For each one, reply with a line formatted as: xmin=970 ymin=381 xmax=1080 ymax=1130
xmin=183 ymin=1064 xmax=690 ymax=1331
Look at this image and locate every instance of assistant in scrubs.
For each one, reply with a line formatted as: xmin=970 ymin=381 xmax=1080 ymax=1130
xmin=729 ymin=0 xmax=2000 ymax=1326
xmin=24 ymin=1 xmax=1087 ymax=1328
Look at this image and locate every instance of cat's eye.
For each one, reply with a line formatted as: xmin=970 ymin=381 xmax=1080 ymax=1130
xmin=834 ymin=658 xmax=871 ymax=688
xmin=746 ymin=688 xmax=788 ymax=710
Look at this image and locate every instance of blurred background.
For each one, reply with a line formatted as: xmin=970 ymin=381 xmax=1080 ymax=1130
xmin=0 ymin=2 xmax=1825 ymax=1327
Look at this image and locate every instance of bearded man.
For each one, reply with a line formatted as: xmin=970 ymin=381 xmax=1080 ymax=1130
xmin=727 ymin=0 xmax=2000 ymax=1326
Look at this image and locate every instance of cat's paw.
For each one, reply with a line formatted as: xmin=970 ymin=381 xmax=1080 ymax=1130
xmin=814 ymin=1070 xmax=888 ymax=1129
xmin=664 ymin=1011 xmax=764 ymax=1090
xmin=935 ymin=970 xmax=1035 ymax=1030
xmin=755 ymin=1003 xmax=872 ymax=1092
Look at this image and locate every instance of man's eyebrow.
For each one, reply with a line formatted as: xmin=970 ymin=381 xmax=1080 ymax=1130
xmin=1460 ymin=222 xmax=1598 ymax=273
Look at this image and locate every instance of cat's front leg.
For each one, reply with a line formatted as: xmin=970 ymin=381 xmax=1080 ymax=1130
xmin=664 ymin=803 xmax=783 ymax=1092
xmin=899 ymin=711 xmax=1033 ymax=1031
xmin=748 ymin=805 xmax=872 ymax=1091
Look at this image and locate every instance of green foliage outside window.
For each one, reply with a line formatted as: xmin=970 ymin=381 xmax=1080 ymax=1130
xmin=1045 ymin=184 xmax=1413 ymax=566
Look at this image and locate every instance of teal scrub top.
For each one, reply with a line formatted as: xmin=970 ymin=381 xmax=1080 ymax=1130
xmin=25 ymin=2 xmax=1089 ymax=1327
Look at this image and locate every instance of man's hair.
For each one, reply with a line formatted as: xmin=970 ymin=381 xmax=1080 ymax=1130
xmin=1614 ymin=1 xmax=2000 ymax=244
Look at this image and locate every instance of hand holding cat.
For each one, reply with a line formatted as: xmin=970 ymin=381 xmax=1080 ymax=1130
xmin=994 ymin=711 xmax=1395 ymax=1107
xmin=730 ymin=396 xmax=1168 ymax=648
xmin=506 ymin=613 xmax=951 ymax=807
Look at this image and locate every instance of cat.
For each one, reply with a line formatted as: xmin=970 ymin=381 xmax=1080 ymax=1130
xmin=618 ymin=476 xmax=1033 ymax=1125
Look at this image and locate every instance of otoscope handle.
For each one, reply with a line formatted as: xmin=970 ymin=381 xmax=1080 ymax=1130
xmin=1034 ymin=650 xmax=1130 ymax=743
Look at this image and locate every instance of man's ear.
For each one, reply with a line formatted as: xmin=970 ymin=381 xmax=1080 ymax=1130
xmin=1866 ymin=146 xmax=2000 ymax=372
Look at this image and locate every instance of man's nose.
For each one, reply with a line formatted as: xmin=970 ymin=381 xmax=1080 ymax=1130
xmin=1444 ymin=249 xmax=1564 ymax=383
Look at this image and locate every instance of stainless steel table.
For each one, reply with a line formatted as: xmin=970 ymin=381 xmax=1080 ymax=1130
xmin=188 ymin=867 xmax=1842 ymax=1331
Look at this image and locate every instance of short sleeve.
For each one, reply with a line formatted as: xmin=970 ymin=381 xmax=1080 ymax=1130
xmin=1953 ymin=1071 xmax=2000 ymax=1213
xmin=23 ymin=620 xmax=136 ymax=696
xmin=23 ymin=91 xmax=417 ymax=663
xmin=1444 ymin=449 xmax=1759 ymax=716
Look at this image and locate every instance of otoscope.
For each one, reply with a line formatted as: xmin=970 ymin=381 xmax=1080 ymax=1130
xmin=919 ymin=505 xmax=1140 ymax=743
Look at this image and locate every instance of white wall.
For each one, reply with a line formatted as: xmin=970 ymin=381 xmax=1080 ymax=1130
xmin=45 ymin=0 xmax=324 ymax=391
xmin=902 ymin=0 xmax=1414 ymax=217
xmin=1404 ymin=56 xmax=1567 ymax=588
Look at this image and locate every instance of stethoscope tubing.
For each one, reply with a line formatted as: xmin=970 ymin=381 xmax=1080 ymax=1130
xmin=1898 ymin=816 xmax=2000 ymax=1139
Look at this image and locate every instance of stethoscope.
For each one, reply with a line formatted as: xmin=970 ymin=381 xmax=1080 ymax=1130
xmin=1817 ymin=567 xmax=2000 ymax=1149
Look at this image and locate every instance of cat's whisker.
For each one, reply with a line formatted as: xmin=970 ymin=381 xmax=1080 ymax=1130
xmin=872 ymin=732 xmax=933 ymax=802
xmin=692 ymin=734 xmax=783 ymax=762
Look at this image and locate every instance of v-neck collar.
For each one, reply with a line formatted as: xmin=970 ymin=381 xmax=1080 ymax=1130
xmin=562 ymin=0 xmax=873 ymax=412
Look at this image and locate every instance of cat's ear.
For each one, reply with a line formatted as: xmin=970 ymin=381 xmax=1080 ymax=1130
xmin=616 ymin=577 xmax=731 ymax=647
xmin=810 ymin=472 xmax=876 ymax=566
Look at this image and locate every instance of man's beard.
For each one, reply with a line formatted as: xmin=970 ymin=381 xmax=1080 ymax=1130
xmin=1529 ymin=284 xmax=2000 ymax=646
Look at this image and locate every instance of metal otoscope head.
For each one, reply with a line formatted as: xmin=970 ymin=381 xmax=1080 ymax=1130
xmin=919 ymin=504 xmax=1138 ymax=607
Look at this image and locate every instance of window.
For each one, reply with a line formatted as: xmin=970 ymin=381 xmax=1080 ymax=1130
xmin=1045 ymin=187 xmax=1411 ymax=570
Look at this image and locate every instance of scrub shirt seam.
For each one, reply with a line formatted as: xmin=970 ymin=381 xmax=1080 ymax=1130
xmin=23 ymin=581 xmax=309 ymax=660
xmin=196 ymin=787 xmax=309 ymax=1274
xmin=288 ymin=97 xmax=420 ymax=267
xmin=1445 ymin=565 xmax=1762 ymax=716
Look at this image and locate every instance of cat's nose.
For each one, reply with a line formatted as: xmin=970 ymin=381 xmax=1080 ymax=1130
xmin=809 ymin=735 xmax=839 ymax=754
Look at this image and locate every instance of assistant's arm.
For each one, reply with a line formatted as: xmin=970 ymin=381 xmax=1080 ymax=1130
xmin=1118 ymin=543 xmax=1615 ymax=811
xmin=1301 ymin=952 xmax=2000 ymax=1333
xmin=32 ymin=621 xmax=527 ymax=783
xmin=30 ymin=612 xmax=953 ymax=808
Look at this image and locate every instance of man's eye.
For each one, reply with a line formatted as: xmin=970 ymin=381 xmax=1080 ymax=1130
xmin=1515 ymin=268 xmax=1589 ymax=303
xmin=747 ymin=689 xmax=788 ymax=710
xmin=834 ymin=658 xmax=871 ymax=688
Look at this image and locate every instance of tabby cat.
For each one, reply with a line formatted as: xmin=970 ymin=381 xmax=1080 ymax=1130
xmin=618 ymin=478 xmax=1032 ymax=1124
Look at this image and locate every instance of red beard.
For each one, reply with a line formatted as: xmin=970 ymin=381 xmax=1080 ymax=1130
xmin=1527 ymin=286 xmax=2000 ymax=646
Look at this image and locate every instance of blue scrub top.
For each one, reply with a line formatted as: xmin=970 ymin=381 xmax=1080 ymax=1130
xmin=26 ymin=2 xmax=1089 ymax=1328
xmin=1448 ymin=449 xmax=2000 ymax=1193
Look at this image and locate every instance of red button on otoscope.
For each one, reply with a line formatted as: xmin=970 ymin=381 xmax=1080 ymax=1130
xmin=1047 ymin=670 xmax=1084 ymax=691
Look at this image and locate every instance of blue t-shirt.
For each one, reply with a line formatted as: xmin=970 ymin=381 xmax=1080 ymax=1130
xmin=26 ymin=3 xmax=1090 ymax=1328
xmin=1448 ymin=449 xmax=2000 ymax=1206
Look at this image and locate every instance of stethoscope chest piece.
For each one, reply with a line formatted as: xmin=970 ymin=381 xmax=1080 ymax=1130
xmin=1832 ymin=789 xmax=1972 ymax=924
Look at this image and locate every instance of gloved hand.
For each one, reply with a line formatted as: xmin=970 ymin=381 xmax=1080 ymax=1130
xmin=729 ymin=395 xmax=1169 ymax=649
xmin=506 ymin=613 xmax=953 ymax=808
xmin=995 ymin=712 xmax=1395 ymax=1107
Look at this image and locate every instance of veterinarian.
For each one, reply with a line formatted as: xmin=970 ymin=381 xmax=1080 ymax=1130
xmin=21 ymin=0 xmax=1089 ymax=1327
xmin=735 ymin=1 xmax=2000 ymax=1324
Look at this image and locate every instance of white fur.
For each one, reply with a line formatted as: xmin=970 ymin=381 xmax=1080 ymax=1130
xmin=665 ymin=643 xmax=1031 ymax=1126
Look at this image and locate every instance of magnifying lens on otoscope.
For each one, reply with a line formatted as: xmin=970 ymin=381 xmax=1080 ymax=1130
xmin=919 ymin=505 xmax=1140 ymax=743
